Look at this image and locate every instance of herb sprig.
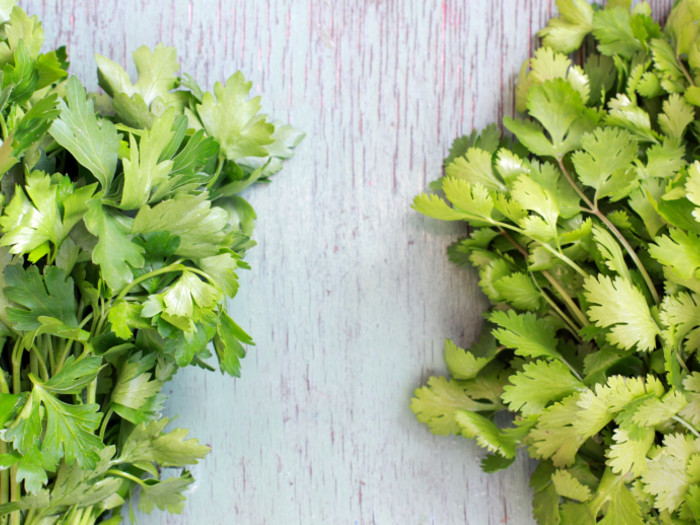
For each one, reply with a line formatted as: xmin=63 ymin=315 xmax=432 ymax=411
xmin=412 ymin=0 xmax=700 ymax=522
xmin=0 ymin=4 xmax=301 ymax=524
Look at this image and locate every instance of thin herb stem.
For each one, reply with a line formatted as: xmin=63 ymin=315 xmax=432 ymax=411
xmin=115 ymin=259 xmax=185 ymax=302
xmin=105 ymin=469 xmax=146 ymax=487
xmin=498 ymin=227 xmax=590 ymax=328
xmin=531 ymin=275 xmax=582 ymax=339
xmin=557 ymin=156 xmax=659 ymax=304
xmin=677 ymin=55 xmax=696 ymax=87
xmin=672 ymin=415 xmax=700 ymax=438
xmin=99 ymin=408 xmax=113 ymax=441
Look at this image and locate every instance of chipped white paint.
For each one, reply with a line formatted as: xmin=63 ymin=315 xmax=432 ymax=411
xmin=21 ymin=1 xmax=675 ymax=523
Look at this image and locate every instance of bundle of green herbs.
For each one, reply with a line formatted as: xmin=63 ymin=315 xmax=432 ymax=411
xmin=0 ymin=3 xmax=301 ymax=524
xmin=412 ymin=0 xmax=700 ymax=522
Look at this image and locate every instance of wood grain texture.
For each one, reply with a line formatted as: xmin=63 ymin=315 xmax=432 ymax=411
xmin=20 ymin=1 xmax=676 ymax=524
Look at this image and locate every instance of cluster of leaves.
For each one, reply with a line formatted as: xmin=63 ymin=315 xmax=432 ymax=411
xmin=412 ymin=0 xmax=700 ymax=523
xmin=0 ymin=4 xmax=301 ymax=525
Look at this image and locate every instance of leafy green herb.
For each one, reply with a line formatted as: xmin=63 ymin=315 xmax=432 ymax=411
xmin=0 ymin=3 xmax=302 ymax=524
xmin=413 ymin=0 xmax=700 ymax=522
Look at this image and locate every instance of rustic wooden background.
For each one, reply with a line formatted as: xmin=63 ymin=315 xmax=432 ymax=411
xmin=22 ymin=1 xmax=675 ymax=524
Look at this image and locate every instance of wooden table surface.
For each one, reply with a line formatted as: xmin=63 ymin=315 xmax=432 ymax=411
xmin=22 ymin=1 xmax=675 ymax=523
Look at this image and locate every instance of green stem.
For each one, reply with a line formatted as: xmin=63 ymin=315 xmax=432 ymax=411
xmin=498 ymin=227 xmax=590 ymax=328
xmin=532 ymin=275 xmax=582 ymax=339
xmin=86 ymin=378 xmax=97 ymax=405
xmin=537 ymin=242 xmax=589 ymax=279
xmin=557 ymin=157 xmax=659 ymax=304
xmin=672 ymin=415 xmax=700 ymax=438
xmin=0 ymin=114 xmax=8 ymax=142
xmin=31 ymin=346 xmax=49 ymax=383
xmin=8 ymin=465 xmax=18 ymax=525
xmin=105 ymin=469 xmax=146 ymax=487
xmin=115 ymin=260 xmax=185 ymax=302
xmin=677 ymin=55 xmax=696 ymax=87
xmin=99 ymin=408 xmax=113 ymax=441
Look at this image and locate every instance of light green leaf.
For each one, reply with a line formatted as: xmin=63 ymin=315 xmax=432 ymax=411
xmin=444 ymin=333 xmax=498 ymax=381
xmin=583 ymin=275 xmax=659 ymax=351
xmin=196 ymin=71 xmax=274 ymax=159
xmin=119 ymin=111 xmax=176 ymax=210
xmin=49 ymin=77 xmax=120 ymax=189
xmin=138 ymin=475 xmax=192 ymax=514
xmin=445 ymin=147 xmax=504 ymax=191
xmin=454 ymin=410 xmax=516 ymax=458
xmin=489 ymin=310 xmax=563 ymax=361
xmin=649 ymin=229 xmax=700 ymax=281
xmin=537 ymin=0 xmax=594 ymax=53
xmin=551 ymin=469 xmax=592 ymax=501
xmin=658 ymin=94 xmax=694 ymax=142
xmin=132 ymin=193 xmax=231 ymax=258
xmin=96 ymin=44 xmax=179 ymax=107
xmin=83 ymin=199 xmax=145 ymax=292
xmin=571 ymin=127 xmax=638 ymax=199
xmin=501 ymin=360 xmax=583 ymax=417
xmin=411 ymin=376 xmax=496 ymax=436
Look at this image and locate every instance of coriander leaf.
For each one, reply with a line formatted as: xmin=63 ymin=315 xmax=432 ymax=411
xmin=658 ymin=94 xmax=694 ymax=142
xmin=605 ymin=94 xmax=658 ymax=143
xmin=591 ymin=225 xmax=631 ymax=281
xmin=574 ymin=375 xmax=664 ymax=438
xmin=649 ymin=229 xmax=700 ymax=281
xmin=488 ymin=310 xmax=563 ymax=361
xmin=537 ymin=0 xmax=594 ymax=53
xmin=589 ymin=469 xmax=644 ymax=524
xmin=583 ymin=275 xmax=659 ymax=351
xmin=664 ymin=0 xmax=700 ymax=55
xmin=83 ymin=199 xmax=145 ymax=292
xmin=650 ymin=38 xmax=687 ymax=94
xmin=642 ymin=433 xmax=700 ymax=513
xmin=454 ymin=410 xmax=516 ymax=458
xmin=551 ymin=469 xmax=592 ymax=502
xmin=511 ymin=174 xmax=559 ymax=238
xmin=570 ymin=127 xmax=637 ymax=199
xmin=631 ymin=390 xmax=687 ymax=427
xmin=529 ymin=393 xmax=585 ymax=467
xmin=592 ymin=8 xmax=642 ymax=60
xmin=439 ymin=178 xmax=496 ymax=225
xmin=607 ymin=426 xmax=654 ymax=477
xmin=445 ymin=147 xmax=504 ymax=191
xmin=49 ymin=77 xmax=119 ymax=189
xmin=660 ymin=292 xmax=700 ymax=353
xmin=410 ymin=376 xmax=495 ymax=436
xmin=196 ymin=71 xmax=274 ymax=159
xmin=444 ymin=335 xmax=500 ymax=381
xmin=501 ymin=360 xmax=583 ymax=417
xmin=492 ymin=272 xmax=542 ymax=311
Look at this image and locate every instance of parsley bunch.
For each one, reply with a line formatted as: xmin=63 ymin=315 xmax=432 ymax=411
xmin=0 ymin=3 xmax=301 ymax=524
xmin=412 ymin=0 xmax=700 ymax=522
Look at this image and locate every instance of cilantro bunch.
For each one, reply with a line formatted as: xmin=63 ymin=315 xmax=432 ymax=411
xmin=412 ymin=0 xmax=700 ymax=522
xmin=0 ymin=4 xmax=301 ymax=524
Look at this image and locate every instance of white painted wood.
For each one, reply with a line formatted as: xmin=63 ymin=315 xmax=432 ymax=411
xmin=19 ymin=1 xmax=676 ymax=523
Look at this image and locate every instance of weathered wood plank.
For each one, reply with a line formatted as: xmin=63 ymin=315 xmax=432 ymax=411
xmin=20 ymin=1 xmax=676 ymax=523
